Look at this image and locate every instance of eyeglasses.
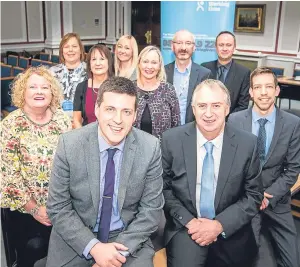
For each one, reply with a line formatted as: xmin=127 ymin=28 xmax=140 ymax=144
xmin=172 ymin=41 xmax=195 ymax=47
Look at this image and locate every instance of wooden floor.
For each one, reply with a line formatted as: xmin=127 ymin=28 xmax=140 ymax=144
xmin=153 ymin=249 xmax=167 ymax=267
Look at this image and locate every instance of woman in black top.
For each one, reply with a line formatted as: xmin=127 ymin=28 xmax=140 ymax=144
xmin=73 ymin=45 xmax=113 ymax=128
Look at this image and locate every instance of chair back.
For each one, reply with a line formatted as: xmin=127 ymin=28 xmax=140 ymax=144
xmin=51 ymin=54 xmax=60 ymax=64
xmin=7 ymin=55 xmax=18 ymax=67
xmin=1 ymin=77 xmax=14 ymax=107
xmin=12 ymin=66 xmax=24 ymax=76
xmin=19 ymin=57 xmax=30 ymax=69
xmin=40 ymin=53 xmax=50 ymax=61
xmin=1 ymin=63 xmax=12 ymax=77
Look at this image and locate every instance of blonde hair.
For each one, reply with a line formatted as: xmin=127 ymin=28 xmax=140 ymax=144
xmin=192 ymin=79 xmax=231 ymax=107
xmin=114 ymin=35 xmax=138 ymax=79
xmin=11 ymin=66 xmax=63 ymax=109
xmin=59 ymin=33 xmax=85 ymax=64
xmin=137 ymin=46 xmax=166 ymax=83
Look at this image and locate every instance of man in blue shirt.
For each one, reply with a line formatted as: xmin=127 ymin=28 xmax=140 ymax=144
xmin=228 ymin=67 xmax=300 ymax=267
xmin=165 ymin=29 xmax=211 ymax=125
xmin=46 ymin=77 xmax=164 ymax=267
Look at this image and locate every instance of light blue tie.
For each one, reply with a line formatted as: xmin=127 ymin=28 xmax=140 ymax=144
xmin=200 ymin=142 xmax=215 ymax=219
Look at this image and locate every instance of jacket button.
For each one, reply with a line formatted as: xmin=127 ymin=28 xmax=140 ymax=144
xmin=179 ymin=216 xmax=183 ymax=220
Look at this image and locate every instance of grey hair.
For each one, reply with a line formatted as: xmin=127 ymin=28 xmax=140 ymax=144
xmin=173 ymin=29 xmax=195 ymax=43
xmin=191 ymin=79 xmax=231 ymax=107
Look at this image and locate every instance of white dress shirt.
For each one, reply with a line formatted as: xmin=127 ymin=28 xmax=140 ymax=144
xmin=196 ymin=128 xmax=224 ymax=217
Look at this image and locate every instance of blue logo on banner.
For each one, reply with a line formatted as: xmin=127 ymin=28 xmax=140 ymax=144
xmin=161 ymin=1 xmax=236 ymax=65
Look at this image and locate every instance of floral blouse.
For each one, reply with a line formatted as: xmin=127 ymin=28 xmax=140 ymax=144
xmin=134 ymin=81 xmax=181 ymax=140
xmin=0 ymin=109 xmax=71 ymax=212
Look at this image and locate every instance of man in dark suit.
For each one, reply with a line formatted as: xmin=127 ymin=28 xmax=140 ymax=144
xmin=165 ymin=29 xmax=211 ymax=124
xmin=162 ymin=79 xmax=263 ymax=267
xmin=46 ymin=77 xmax=164 ymax=267
xmin=228 ymin=67 xmax=300 ymax=267
xmin=202 ymin=31 xmax=251 ymax=114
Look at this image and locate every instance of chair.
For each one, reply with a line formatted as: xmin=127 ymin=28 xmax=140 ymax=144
xmin=1 ymin=63 xmax=12 ymax=77
xmin=40 ymin=53 xmax=50 ymax=61
xmin=293 ymin=69 xmax=300 ymax=78
xmin=84 ymin=45 xmax=93 ymax=53
xmin=7 ymin=55 xmax=18 ymax=67
xmin=31 ymin=59 xmax=52 ymax=67
xmin=50 ymin=54 xmax=59 ymax=64
xmin=268 ymin=67 xmax=284 ymax=77
xmin=12 ymin=66 xmax=24 ymax=76
xmin=19 ymin=57 xmax=30 ymax=69
xmin=1 ymin=77 xmax=16 ymax=111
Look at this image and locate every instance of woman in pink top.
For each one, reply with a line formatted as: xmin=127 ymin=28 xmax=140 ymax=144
xmin=73 ymin=44 xmax=113 ymax=128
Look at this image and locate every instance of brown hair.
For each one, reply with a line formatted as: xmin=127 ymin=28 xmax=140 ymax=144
xmin=250 ymin=67 xmax=278 ymax=88
xmin=11 ymin=66 xmax=63 ymax=109
xmin=86 ymin=44 xmax=114 ymax=79
xmin=59 ymin=33 xmax=85 ymax=64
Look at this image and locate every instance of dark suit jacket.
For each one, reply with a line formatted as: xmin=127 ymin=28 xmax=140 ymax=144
xmin=228 ymin=108 xmax=300 ymax=211
xmin=161 ymin=122 xmax=263 ymax=263
xmin=201 ymin=59 xmax=251 ymax=113
xmin=165 ymin=61 xmax=211 ymax=123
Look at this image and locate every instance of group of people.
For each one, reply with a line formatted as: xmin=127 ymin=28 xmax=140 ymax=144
xmin=1 ymin=28 xmax=299 ymax=267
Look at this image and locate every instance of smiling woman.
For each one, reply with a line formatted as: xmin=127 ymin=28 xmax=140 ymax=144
xmin=0 ymin=66 xmax=71 ymax=267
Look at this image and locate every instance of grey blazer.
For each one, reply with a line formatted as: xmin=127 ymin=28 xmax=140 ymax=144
xmin=165 ymin=61 xmax=211 ymax=123
xmin=46 ymin=123 xmax=164 ymax=266
xmin=161 ymin=122 xmax=263 ymax=263
xmin=201 ymin=60 xmax=251 ymax=113
xmin=228 ymin=108 xmax=300 ymax=211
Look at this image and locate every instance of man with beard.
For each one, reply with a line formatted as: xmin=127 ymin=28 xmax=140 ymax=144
xmin=202 ymin=31 xmax=251 ymax=114
xmin=228 ymin=67 xmax=300 ymax=267
xmin=165 ymin=29 xmax=211 ymax=125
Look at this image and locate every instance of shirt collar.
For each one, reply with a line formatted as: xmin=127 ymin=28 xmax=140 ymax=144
xmin=175 ymin=60 xmax=192 ymax=74
xmin=196 ymin=127 xmax=224 ymax=149
xmin=252 ymin=106 xmax=276 ymax=124
xmin=217 ymin=60 xmax=232 ymax=70
xmin=98 ymin=129 xmax=125 ymax=153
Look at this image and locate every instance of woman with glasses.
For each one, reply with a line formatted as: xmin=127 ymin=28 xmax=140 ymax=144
xmin=134 ymin=46 xmax=180 ymax=140
xmin=0 ymin=66 xmax=71 ymax=267
xmin=73 ymin=45 xmax=113 ymax=128
xmin=114 ymin=35 xmax=138 ymax=81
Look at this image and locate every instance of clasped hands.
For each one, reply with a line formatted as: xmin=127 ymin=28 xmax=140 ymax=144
xmin=91 ymin=242 xmax=128 ymax=267
xmin=186 ymin=218 xmax=223 ymax=247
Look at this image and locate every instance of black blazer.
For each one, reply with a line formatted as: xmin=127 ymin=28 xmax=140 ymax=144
xmin=165 ymin=61 xmax=211 ymax=123
xmin=161 ymin=122 xmax=263 ymax=263
xmin=228 ymin=108 xmax=300 ymax=212
xmin=202 ymin=60 xmax=251 ymax=114
xmin=73 ymin=80 xmax=89 ymax=125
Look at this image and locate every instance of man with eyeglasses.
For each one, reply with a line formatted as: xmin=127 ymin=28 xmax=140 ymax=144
xmin=202 ymin=31 xmax=251 ymax=114
xmin=228 ymin=67 xmax=300 ymax=267
xmin=165 ymin=29 xmax=211 ymax=125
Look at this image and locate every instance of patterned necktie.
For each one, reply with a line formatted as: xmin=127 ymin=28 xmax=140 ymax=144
xmin=200 ymin=142 xmax=215 ymax=219
xmin=257 ymin=118 xmax=268 ymax=163
xmin=217 ymin=65 xmax=226 ymax=83
xmin=97 ymin=148 xmax=117 ymax=242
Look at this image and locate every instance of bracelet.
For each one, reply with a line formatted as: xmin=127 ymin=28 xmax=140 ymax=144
xmin=29 ymin=205 xmax=40 ymax=216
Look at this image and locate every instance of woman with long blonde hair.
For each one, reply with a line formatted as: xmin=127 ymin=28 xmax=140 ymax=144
xmin=114 ymin=35 xmax=138 ymax=80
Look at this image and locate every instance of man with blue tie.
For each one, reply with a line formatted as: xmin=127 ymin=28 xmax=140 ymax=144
xmin=162 ymin=79 xmax=263 ymax=267
xmin=228 ymin=67 xmax=300 ymax=267
xmin=46 ymin=77 xmax=164 ymax=267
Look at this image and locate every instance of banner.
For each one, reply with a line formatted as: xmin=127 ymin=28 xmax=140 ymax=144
xmin=161 ymin=1 xmax=236 ymax=65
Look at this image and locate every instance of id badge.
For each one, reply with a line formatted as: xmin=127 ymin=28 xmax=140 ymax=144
xmin=62 ymin=100 xmax=73 ymax=111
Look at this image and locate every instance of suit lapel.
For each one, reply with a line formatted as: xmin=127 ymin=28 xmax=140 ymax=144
xmin=183 ymin=123 xmax=198 ymax=210
xmin=118 ymin=130 xmax=137 ymax=211
xmin=224 ymin=61 xmax=237 ymax=94
xmin=214 ymin=126 xmax=237 ymax=210
xmin=243 ymin=109 xmax=252 ymax=132
xmin=210 ymin=60 xmax=218 ymax=79
xmin=264 ymin=109 xmax=284 ymax=164
xmin=166 ymin=62 xmax=175 ymax=84
xmin=85 ymin=124 xmax=101 ymax=213
xmin=186 ymin=63 xmax=198 ymax=108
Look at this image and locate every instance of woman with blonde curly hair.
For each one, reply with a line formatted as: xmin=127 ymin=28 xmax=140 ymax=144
xmin=114 ymin=35 xmax=138 ymax=80
xmin=134 ymin=46 xmax=180 ymax=140
xmin=0 ymin=66 xmax=71 ymax=267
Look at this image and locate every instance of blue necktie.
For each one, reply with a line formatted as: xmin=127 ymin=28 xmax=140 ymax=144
xmin=97 ymin=148 xmax=117 ymax=242
xmin=217 ymin=65 xmax=226 ymax=83
xmin=200 ymin=142 xmax=215 ymax=219
xmin=257 ymin=118 xmax=268 ymax=163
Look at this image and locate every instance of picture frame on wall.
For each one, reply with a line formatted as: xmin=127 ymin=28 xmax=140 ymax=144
xmin=234 ymin=4 xmax=266 ymax=33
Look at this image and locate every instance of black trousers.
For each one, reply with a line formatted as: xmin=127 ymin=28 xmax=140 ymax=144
xmin=10 ymin=210 xmax=52 ymax=267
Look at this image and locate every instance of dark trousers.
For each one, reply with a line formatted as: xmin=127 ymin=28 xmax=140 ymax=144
xmin=166 ymin=228 xmax=256 ymax=267
xmin=10 ymin=210 xmax=52 ymax=267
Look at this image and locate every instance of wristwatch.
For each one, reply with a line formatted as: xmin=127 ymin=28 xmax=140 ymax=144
xmin=29 ymin=205 xmax=40 ymax=216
